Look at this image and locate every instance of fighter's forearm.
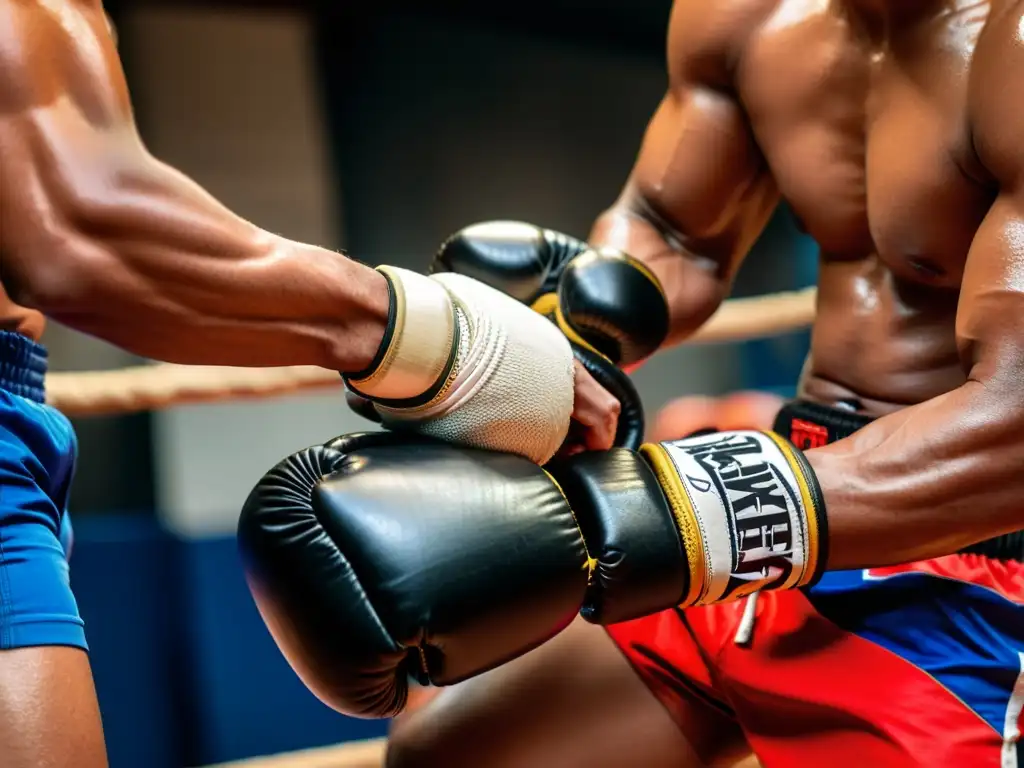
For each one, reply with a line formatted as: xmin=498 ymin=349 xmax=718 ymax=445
xmin=0 ymin=1 xmax=389 ymax=370
xmin=808 ymin=381 xmax=1024 ymax=570
xmin=588 ymin=196 xmax=730 ymax=348
xmin=8 ymin=152 xmax=389 ymax=370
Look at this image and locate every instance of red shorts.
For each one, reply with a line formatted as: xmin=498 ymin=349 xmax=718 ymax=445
xmin=607 ymin=555 xmax=1024 ymax=767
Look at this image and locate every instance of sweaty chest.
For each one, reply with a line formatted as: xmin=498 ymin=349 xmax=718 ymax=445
xmin=736 ymin=3 xmax=993 ymax=283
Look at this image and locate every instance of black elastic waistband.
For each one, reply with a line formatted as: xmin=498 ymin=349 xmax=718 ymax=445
xmin=772 ymin=400 xmax=872 ymax=449
xmin=0 ymin=331 xmax=48 ymax=404
xmin=774 ymin=400 xmax=1023 ymax=563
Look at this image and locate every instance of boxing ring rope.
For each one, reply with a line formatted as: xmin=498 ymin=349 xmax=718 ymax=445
xmin=46 ymin=287 xmax=816 ymax=417
xmin=203 ymin=739 xmax=386 ymax=768
xmin=41 ymin=288 xmax=812 ymax=768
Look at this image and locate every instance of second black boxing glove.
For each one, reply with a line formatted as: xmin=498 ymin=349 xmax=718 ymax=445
xmin=432 ymin=221 xmax=670 ymax=366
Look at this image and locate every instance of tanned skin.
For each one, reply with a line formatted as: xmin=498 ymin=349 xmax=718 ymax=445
xmin=0 ymin=2 xmax=617 ymax=419
xmin=0 ymin=3 xmax=389 ymax=367
xmin=388 ymin=1 xmax=1024 ymax=766
xmin=0 ymin=3 xmax=619 ymax=766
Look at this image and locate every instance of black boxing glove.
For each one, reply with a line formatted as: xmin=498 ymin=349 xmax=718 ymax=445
xmin=239 ymin=429 xmax=827 ymax=718
xmin=432 ymin=221 xmax=670 ymax=366
xmin=237 ymin=432 xmax=590 ymax=719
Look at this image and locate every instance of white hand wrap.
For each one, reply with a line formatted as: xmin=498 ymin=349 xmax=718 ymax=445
xmin=346 ymin=268 xmax=575 ymax=465
xmin=345 ymin=267 xmax=456 ymax=402
xmin=641 ymin=430 xmax=827 ymax=607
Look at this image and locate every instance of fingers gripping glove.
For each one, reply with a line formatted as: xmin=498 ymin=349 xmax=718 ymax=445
xmin=432 ymin=221 xmax=670 ymax=366
xmin=342 ymin=266 xmax=575 ymax=465
xmin=237 ymin=432 xmax=591 ymax=719
xmin=549 ymin=430 xmax=829 ymax=623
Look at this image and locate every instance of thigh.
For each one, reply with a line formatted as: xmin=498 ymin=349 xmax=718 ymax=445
xmin=388 ymin=616 xmax=749 ymax=768
xmin=0 ymin=646 xmax=107 ymax=768
xmin=0 ymin=405 xmax=84 ymax=651
xmin=0 ymin=399 xmax=102 ymax=766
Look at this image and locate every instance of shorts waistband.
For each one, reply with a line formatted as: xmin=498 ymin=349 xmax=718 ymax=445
xmin=0 ymin=332 xmax=48 ymax=404
xmin=772 ymin=399 xmax=872 ymax=448
xmin=773 ymin=400 xmax=1023 ymax=563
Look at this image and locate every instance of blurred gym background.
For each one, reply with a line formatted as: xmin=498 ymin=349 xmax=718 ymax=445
xmin=48 ymin=2 xmax=817 ymax=765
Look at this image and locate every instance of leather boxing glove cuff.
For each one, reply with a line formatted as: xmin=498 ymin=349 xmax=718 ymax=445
xmin=344 ymin=266 xmax=577 ymax=465
xmin=373 ymin=272 xmax=575 ymax=465
xmin=343 ymin=266 xmax=457 ymax=405
xmin=642 ymin=430 xmax=828 ymax=608
xmin=547 ymin=449 xmax=688 ymax=625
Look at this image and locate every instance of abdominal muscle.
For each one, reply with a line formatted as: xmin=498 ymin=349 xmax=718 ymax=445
xmin=796 ymin=256 xmax=965 ymax=418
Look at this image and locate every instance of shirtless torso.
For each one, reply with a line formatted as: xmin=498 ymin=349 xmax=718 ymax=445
xmin=594 ymin=0 xmax=1018 ymax=417
xmin=737 ymin=0 xmax=994 ymax=412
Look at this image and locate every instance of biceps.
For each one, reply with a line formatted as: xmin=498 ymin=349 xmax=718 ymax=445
xmin=956 ymin=192 xmax=1024 ymax=382
xmin=630 ymin=86 xmax=777 ymax=263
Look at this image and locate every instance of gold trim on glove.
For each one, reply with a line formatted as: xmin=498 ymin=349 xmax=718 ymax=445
xmin=648 ymin=431 xmax=825 ymax=607
xmin=640 ymin=443 xmax=706 ymax=608
xmin=530 ymin=292 xmax=610 ymax=363
xmin=543 ymin=468 xmax=597 ymax=580
xmin=765 ymin=431 xmax=821 ymax=588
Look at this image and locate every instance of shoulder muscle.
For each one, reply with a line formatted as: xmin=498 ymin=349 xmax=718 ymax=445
xmin=969 ymin=1 xmax=1024 ymax=187
xmin=666 ymin=0 xmax=777 ymax=91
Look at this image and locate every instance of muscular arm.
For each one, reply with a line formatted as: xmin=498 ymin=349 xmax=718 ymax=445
xmin=588 ymin=0 xmax=779 ymax=345
xmin=0 ymin=0 xmax=387 ymax=369
xmin=808 ymin=9 xmax=1024 ymax=569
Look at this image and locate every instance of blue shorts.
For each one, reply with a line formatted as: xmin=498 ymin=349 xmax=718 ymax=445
xmin=0 ymin=331 xmax=85 ymax=651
